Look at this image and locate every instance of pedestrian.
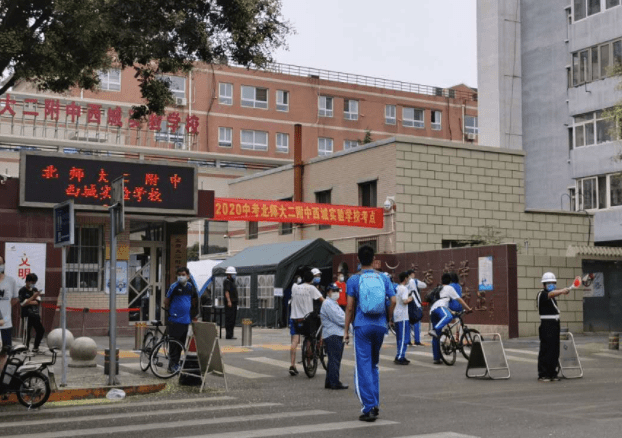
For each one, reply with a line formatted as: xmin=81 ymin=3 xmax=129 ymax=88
xmin=448 ymin=272 xmax=464 ymax=342
xmin=392 ymin=271 xmax=412 ymax=365
xmin=289 ymin=268 xmax=324 ymax=375
xmin=163 ymin=266 xmax=198 ymax=373
xmin=335 ymin=272 xmax=348 ymax=312
xmin=537 ymin=272 xmax=570 ymax=382
xmin=428 ymin=273 xmax=472 ymax=364
xmin=223 ymin=266 xmax=239 ymax=340
xmin=18 ymin=273 xmax=45 ymax=353
xmin=320 ymin=283 xmax=348 ymax=390
xmin=344 ymin=245 xmax=396 ymax=422
xmin=0 ymin=255 xmax=20 ymax=352
xmin=406 ymin=269 xmax=426 ymax=346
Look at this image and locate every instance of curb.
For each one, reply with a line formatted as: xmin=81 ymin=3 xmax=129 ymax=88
xmin=0 ymin=382 xmax=166 ymax=406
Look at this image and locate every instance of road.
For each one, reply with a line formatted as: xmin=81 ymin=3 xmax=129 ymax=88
xmin=2 ymin=332 xmax=622 ymax=438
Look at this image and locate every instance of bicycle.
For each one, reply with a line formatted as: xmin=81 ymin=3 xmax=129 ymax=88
xmin=438 ymin=310 xmax=480 ymax=366
xmin=140 ymin=309 xmax=187 ymax=379
xmin=300 ymin=317 xmax=327 ymax=378
xmin=139 ymin=320 xmax=166 ymax=372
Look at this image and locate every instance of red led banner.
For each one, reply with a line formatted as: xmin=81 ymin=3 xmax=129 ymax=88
xmin=214 ymin=198 xmax=384 ymax=229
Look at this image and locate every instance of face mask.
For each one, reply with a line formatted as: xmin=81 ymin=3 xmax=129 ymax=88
xmin=296 ymin=277 xmax=302 ymax=284
xmin=330 ymin=292 xmax=340 ymax=300
xmin=0 ymin=264 xmax=4 ymax=273
xmin=312 ymin=277 xmax=321 ymax=285
xmin=178 ymin=276 xmax=187 ymax=284
xmin=230 ymin=275 xmax=236 ymax=280
xmin=546 ymin=283 xmax=556 ymax=292
xmin=338 ymin=275 xmax=344 ymax=282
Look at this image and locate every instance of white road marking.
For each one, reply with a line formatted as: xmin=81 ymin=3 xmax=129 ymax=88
xmin=396 ymin=433 xmax=480 ymax=438
xmin=378 ymin=354 xmax=438 ymax=369
xmin=224 ymin=364 xmax=273 ymax=379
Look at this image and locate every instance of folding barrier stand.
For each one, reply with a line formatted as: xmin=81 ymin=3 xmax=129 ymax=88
xmin=181 ymin=321 xmax=228 ymax=392
xmin=558 ymin=332 xmax=583 ymax=379
xmin=466 ymin=333 xmax=511 ymax=380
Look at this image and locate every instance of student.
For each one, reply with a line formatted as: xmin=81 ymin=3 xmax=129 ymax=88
xmin=406 ymin=270 xmax=426 ymax=346
xmin=344 ymin=245 xmax=396 ymax=422
xmin=19 ymin=273 xmax=45 ymax=353
xmin=537 ymin=272 xmax=570 ymax=382
xmin=320 ymin=283 xmax=348 ymax=390
xmin=392 ymin=271 xmax=412 ymax=365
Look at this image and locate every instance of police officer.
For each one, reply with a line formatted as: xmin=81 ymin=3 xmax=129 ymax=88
xmin=223 ymin=266 xmax=239 ymax=340
xmin=537 ymin=272 xmax=570 ymax=382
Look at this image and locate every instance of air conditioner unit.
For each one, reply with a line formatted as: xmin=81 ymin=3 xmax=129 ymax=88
xmin=466 ymin=133 xmax=477 ymax=141
xmin=175 ymin=97 xmax=187 ymax=106
xmin=174 ymin=142 xmax=187 ymax=150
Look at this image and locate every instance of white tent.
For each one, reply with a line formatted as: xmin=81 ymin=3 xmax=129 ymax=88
xmin=188 ymin=259 xmax=224 ymax=296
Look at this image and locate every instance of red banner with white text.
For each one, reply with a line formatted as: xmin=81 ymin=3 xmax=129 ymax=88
xmin=214 ymin=198 xmax=384 ymax=229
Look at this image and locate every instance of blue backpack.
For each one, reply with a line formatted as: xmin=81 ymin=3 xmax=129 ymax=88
xmin=358 ymin=271 xmax=386 ymax=315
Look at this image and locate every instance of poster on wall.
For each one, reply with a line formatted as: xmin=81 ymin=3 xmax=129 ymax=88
xmin=4 ymin=242 xmax=47 ymax=293
xmin=478 ymin=256 xmax=493 ymax=291
xmin=105 ymin=260 xmax=128 ymax=295
xmin=582 ymin=272 xmax=604 ymax=298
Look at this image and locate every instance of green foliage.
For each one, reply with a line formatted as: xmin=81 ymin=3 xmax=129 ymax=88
xmin=187 ymin=242 xmax=199 ymax=262
xmin=359 ymin=129 xmax=373 ymax=144
xmin=0 ymin=0 xmax=292 ymax=116
xmin=603 ymin=63 xmax=622 ymax=161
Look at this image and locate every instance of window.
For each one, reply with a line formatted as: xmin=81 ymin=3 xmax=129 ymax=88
xmin=315 ymin=190 xmax=331 ymax=230
xmin=319 ymin=96 xmax=333 ymax=117
xmin=358 ymin=180 xmax=377 ymax=207
xmin=611 ymin=173 xmax=622 ymax=207
xmin=573 ymin=111 xmax=619 ymax=148
xmin=279 ymin=197 xmax=293 ymax=235
xmin=607 ymin=0 xmax=620 ymax=8
xmin=214 ymin=276 xmax=250 ymax=308
xmin=385 ymin=105 xmax=396 ymax=125
xmin=318 ymin=137 xmax=333 ymax=156
xmin=344 ymin=140 xmax=359 ymax=150
xmin=241 ymin=86 xmax=268 ymax=108
xmin=574 ymin=0 xmax=587 ymax=21
xmin=600 ymin=44 xmax=610 ymax=78
xmin=98 ymin=69 xmax=121 ymax=91
xmin=576 ymin=173 xmax=622 ymax=210
xmin=588 ymin=0 xmax=601 ymax=15
xmin=276 ymin=133 xmax=289 ymax=153
xmin=356 ymin=237 xmax=378 ymax=253
xmin=155 ymin=120 xmax=185 ymax=148
xmin=344 ymin=99 xmax=358 ymax=120
xmin=579 ymin=177 xmax=598 ymax=210
xmin=248 ymin=221 xmax=258 ymax=239
xmin=66 ymin=226 xmax=104 ymax=291
xmin=591 ymin=46 xmax=600 ymax=80
xmin=218 ymin=127 xmax=233 ymax=147
xmin=219 ymin=83 xmax=233 ymax=105
xmin=572 ymin=38 xmax=622 ymax=86
xmin=276 ymin=90 xmax=289 ymax=111
xmin=574 ymin=0 xmax=604 ymax=20
xmin=569 ymin=187 xmax=577 ymax=211
xmin=580 ymin=49 xmax=589 ymax=83
xmin=158 ymin=75 xmax=186 ymax=99
xmin=465 ymin=115 xmax=478 ymax=134
xmin=258 ymin=275 xmax=275 ymax=309
xmin=241 ymin=130 xmax=268 ymax=151
xmin=431 ymin=110 xmax=442 ymax=131
xmin=403 ymin=107 xmax=424 ymax=128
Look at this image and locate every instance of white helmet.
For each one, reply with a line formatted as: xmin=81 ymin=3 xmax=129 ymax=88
xmin=225 ymin=266 xmax=237 ymax=275
xmin=311 ymin=268 xmax=321 ymax=276
xmin=541 ymin=272 xmax=557 ymax=283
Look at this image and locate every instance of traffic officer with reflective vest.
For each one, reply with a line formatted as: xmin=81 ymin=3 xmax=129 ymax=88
xmin=537 ymin=272 xmax=570 ymax=382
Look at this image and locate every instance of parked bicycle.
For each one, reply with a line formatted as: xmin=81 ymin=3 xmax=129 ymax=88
xmin=300 ymin=316 xmax=327 ymax=378
xmin=139 ymin=309 xmax=186 ymax=379
xmin=438 ymin=310 xmax=480 ymax=365
xmin=0 ymin=345 xmax=57 ymax=409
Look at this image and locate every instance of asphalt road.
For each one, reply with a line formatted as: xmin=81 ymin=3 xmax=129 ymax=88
xmin=2 ymin=331 xmax=622 ymax=438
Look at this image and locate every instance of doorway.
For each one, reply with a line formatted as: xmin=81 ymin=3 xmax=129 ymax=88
xmin=128 ymin=240 xmax=165 ymax=323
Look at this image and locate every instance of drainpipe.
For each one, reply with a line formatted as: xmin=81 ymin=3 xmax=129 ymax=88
xmin=293 ymin=124 xmax=303 ymax=240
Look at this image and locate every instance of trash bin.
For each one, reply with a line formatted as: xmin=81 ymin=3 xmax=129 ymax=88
xmin=242 ymin=319 xmax=252 ymax=346
xmin=134 ymin=323 xmax=146 ymax=350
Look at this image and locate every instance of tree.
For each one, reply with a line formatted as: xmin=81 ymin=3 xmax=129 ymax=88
xmin=0 ymin=0 xmax=291 ymax=117
xmin=359 ymin=129 xmax=372 ymax=144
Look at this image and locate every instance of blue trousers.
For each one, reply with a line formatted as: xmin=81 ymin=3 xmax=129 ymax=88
xmin=410 ymin=321 xmax=421 ymax=343
xmin=353 ymin=324 xmax=385 ymax=414
xmin=394 ymin=320 xmax=409 ymax=360
xmin=324 ymin=335 xmax=344 ymax=387
xmin=431 ymin=307 xmax=453 ymax=361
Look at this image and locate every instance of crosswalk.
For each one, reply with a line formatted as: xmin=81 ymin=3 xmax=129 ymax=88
xmin=0 ymin=395 xmax=480 ymax=438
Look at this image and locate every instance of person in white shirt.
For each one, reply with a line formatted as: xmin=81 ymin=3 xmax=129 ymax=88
xmin=428 ymin=273 xmax=472 ymax=364
xmin=289 ymin=268 xmax=324 ymax=376
xmin=0 ymin=256 xmax=20 ymax=352
xmin=407 ymin=270 xmax=427 ymax=346
xmin=392 ymin=272 xmax=412 ymax=365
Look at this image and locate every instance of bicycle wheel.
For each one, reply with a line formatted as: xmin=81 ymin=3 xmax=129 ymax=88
xmin=150 ymin=338 xmax=186 ymax=379
xmin=139 ymin=332 xmax=155 ymax=372
xmin=17 ymin=371 xmax=51 ymax=409
xmin=318 ymin=337 xmax=327 ymax=371
xmin=459 ymin=328 xmax=480 ymax=361
xmin=439 ymin=331 xmax=457 ymax=366
xmin=301 ymin=337 xmax=317 ymax=378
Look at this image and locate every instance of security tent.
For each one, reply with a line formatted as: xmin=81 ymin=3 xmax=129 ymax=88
xmin=212 ymin=238 xmax=341 ymax=327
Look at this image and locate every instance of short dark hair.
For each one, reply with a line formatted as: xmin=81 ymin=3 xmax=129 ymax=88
xmin=26 ymin=273 xmax=38 ymax=283
xmin=441 ymin=272 xmax=452 ymax=285
xmin=302 ymin=268 xmax=314 ymax=283
xmin=176 ymin=266 xmax=189 ymax=275
xmin=449 ymin=272 xmax=459 ymax=283
xmin=399 ymin=271 xmax=409 ymax=283
xmin=406 ymin=269 xmax=415 ymax=276
xmin=357 ymin=245 xmax=375 ymax=266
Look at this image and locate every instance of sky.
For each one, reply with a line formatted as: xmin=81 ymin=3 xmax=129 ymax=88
xmin=273 ymin=0 xmax=477 ymax=89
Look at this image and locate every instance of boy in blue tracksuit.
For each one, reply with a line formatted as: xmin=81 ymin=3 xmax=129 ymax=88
xmin=344 ymin=245 xmax=396 ymax=422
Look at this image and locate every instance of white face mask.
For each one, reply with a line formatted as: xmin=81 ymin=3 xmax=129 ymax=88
xmin=338 ymin=275 xmax=344 ymax=282
xmin=296 ymin=277 xmax=302 ymax=284
xmin=330 ymin=292 xmax=340 ymax=301
xmin=177 ymin=276 xmax=187 ymax=284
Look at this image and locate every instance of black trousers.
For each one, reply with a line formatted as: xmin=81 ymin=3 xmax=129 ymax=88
xmin=324 ymin=335 xmax=344 ymax=387
xmin=26 ymin=314 xmax=45 ymax=350
xmin=225 ymin=303 xmax=238 ymax=339
xmin=538 ymin=319 xmax=560 ymax=378
xmin=168 ymin=322 xmax=188 ymax=367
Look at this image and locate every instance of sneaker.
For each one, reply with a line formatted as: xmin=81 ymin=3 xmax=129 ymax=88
xmin=289 ymin=366 xmax=299 ymax=376
xmin=538 ymin=377 xmax=551 ymax=382
xmin=433 ymin=360 xmax=442 ymax=365
xmin=359 ymin=410 xmax=377 ymax=422
xmin=31 ymin=348 xmax=39 ymax=354
xmin=407 ymin=342 xmax=414 ymax=346
xmin=551 ymin=376 xmax=562 ymax=381
xmin=394 ymin=358 xmax=410 ymax=365
xmin=414 ymin=342 xmax=423 ymax=346
xmin=168 ymin=364 xmax=181 ymax=373
xmin=428 ymin=330 xmax=438 ymax=339
xmin=372 ymin=406 xmax=379 ymax=416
